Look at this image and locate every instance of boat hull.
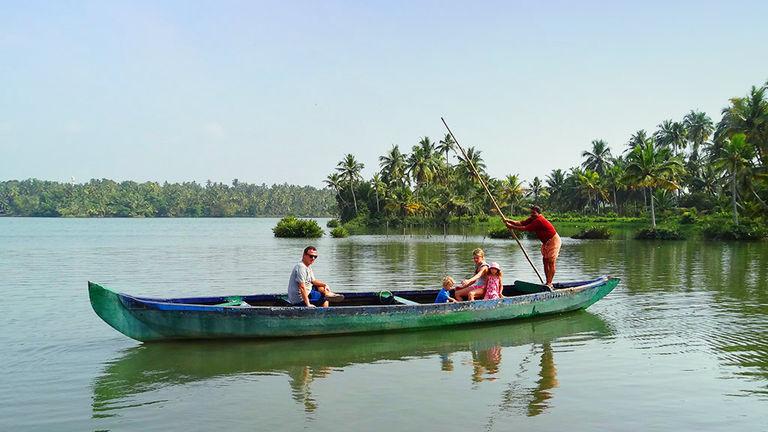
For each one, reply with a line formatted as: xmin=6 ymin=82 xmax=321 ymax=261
xmin=89 ymin=276 xmax=619 ymax=342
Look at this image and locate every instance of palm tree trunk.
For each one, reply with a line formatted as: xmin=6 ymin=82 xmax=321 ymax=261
xmin=650 ymin=187 xmax=656 ymax=228
xmin=750 ymin=186 xmax=768 ymax=210
xmin=613 ymin=188 xmax=618 ymax=214
xmin=350 ymin=184 xmax=358 ymax=215
xmin=732 ymin=173 xmax=738 ymax=225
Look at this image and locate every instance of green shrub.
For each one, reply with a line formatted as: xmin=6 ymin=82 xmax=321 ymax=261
xmin=273 ymin=216 xmax=324 ymax=238
xmin=330 ymin=226 xmax=350 ymax=238
xmin=488 ymin=227 xmax=512 ymax=239
xmin=679 ymin=209 xmax=698 ymax=224
xmin=342 ymin=215 xmax=370 ymax=235
xmin=488 ymin=227 xmax=538 ymax=240
xmin=326 ymin=219 xmax=340 ymax=228
xmin=572 ymin=226 xmax=612 ymax=239
xmin=634 ymin=227 xmax=685 ymax=240
xmin=702 ymin=220 xmax=767 ymax=241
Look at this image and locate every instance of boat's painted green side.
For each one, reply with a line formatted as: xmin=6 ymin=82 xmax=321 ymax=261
xmin=89 ymin=276 xmax=619 ymax=342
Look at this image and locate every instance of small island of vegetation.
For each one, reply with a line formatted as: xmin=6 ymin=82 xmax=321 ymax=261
xmin=273 ymin=216 xmax=324 ymax=238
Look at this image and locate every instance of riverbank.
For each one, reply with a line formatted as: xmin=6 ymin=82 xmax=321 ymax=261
xmin=332 ymin=213 xmax=767 ymax=241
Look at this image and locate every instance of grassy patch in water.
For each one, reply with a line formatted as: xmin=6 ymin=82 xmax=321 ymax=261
xmin=330 ymin=226 xmax=350 ymax=238
xmin=634 ymin=227 xmax=685 ymax=240
xmin=572 ymin=226 xmax=612 ymax=239
xmin=273 ymin=216 xmax=324 ymax=238
xmin=702 ymin=219 xmax=767 ymax=241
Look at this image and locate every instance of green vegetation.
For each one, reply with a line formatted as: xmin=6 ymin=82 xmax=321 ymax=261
xmin=702 ymin=219 xmax=767 ymax=241
xmin=272 ymin=216 xmax=324 ymax=238
xmin=0 ymin=179 xmax=334 ymax=217
xmin=572 ymin=226 xmax=612 ymax=239
xmin=488 ymin=226 xmax=513 ymax=239
xmin=330 ymin=226 xmax=350 ymax=238
xmin=635 ymin=227 xmax=685 ymax=240
xmin=326 ymin=219 xmax=341 ymax=228
xmin=323 ymin=80 xmax=768 ymax=239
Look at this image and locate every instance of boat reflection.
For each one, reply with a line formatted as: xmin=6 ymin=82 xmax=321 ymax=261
xmin=93 ymin=312 xmax=612 ymax=418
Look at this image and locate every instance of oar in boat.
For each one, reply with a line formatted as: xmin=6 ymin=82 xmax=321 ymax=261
xmin=440 ymin=117 xmax=545 ymax=284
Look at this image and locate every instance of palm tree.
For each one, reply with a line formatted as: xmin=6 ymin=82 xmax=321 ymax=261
xmin=379 ymin=145 xmax=408 ymax=187
xmin=581 ymin=139 xmax=613 ymax=175
xmin=527 ymin=177 xmax=544 ymax=203
xmin=716 ymin=85 xmax=768 ymax=165
xmin=711 ymin=133 xmax=755 ymax=225
xmin=575 ymin=170 xmax=605 ymax=213
xmin=683 ymin=110 xmax=714 ymax=170
xmin=436 ymin=134 xmax=456 ymax=165
xmin=627 ymin=130 xmax=653 ymax=151
xmin=501 ymin=174 xmax=525 ymax=215
xmin=545 ymin=169 xmax=567 ymax=211
xmin=623 ymin=142 xmax=685 ymax=227
xmin=456 ymin=147 xmax=486 ymax=179
xmin=655 ymin=120 xmax=688 ymax=155
xmin=370 ymin=173 xmax=385 ymax=213
xmin=323 ymin=173 xmax=346 ymax=204
xmin=407 ymin=137 xmax=441 ymax=187
xmin=602 ymin=160 xmax=625 ymax=213
xmin=336 ymin=154 xmax=364 ymax=215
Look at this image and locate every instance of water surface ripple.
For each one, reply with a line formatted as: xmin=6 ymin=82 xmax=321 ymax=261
xmin=0 ymin=218 xmax=766 ymax=431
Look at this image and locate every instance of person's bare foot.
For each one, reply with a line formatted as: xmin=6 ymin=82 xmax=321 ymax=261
xmin=325 ymin=292 xmax=345 ymax=302
xmin=545 ymin=283 xmax=555 ymax=292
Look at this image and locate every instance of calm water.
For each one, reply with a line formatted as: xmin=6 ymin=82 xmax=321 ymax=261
xmin=1 ymin=218 xmax=766 ymax=431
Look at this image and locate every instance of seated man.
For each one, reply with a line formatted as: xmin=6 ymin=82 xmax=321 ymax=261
xmin=287 ymin=246 xmax=343 ymax=307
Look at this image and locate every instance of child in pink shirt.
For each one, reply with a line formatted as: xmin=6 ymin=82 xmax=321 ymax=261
xmin=483 ymin=262 xmax=504 ymax=300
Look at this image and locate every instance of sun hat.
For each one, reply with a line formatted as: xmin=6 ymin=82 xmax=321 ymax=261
xmin=489 ymin=262 xmax=501 ymax=271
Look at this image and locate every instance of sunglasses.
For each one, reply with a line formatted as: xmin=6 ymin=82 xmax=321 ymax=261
xmin=307 ymin=254 xmax=318 ymax=259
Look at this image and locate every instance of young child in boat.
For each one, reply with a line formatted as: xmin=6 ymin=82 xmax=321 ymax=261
xmin=481 ymin=262 xmax=504 ymax=300
xmin=434 ymin=276 xmax=458 ymax=303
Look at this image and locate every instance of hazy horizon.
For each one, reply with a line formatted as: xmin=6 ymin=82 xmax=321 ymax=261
xmin=2 ymin=1 xmax=767 ymax=187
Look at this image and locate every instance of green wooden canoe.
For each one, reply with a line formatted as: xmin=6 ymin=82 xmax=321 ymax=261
xmin=88 ymin=276 xmax=619 ymax=342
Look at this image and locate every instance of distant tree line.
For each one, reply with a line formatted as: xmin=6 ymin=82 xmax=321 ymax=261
xmin=0 ymin=179 xmax=335 ymax=217
xmin=327 ymin=80 xmax=768 ymax=228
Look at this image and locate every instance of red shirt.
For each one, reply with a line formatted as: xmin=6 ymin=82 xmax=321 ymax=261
xmin=519 ymin=214 xmax=557 ymax=243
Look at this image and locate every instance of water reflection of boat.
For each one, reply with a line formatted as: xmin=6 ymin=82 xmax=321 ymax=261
xmin=93 ymin=312 xmax=612 ymax=416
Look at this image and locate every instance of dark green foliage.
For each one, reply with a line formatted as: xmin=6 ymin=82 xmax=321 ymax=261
xmin=679 ymin=209 xmax=698 ymax=224
xmin=487 ymin=226 xmax=538 ymax=239
xmin=330 ymin=226 xmax=350 ymax=238
xmin=572 ymin=226 xmax=612 ymax=239
xmin=634 ymin=227 xmax=685 ymax=240
xmin=702 ymin=220 xmax=767 ymax=240
xmin=0 ymin=179 xmax=335 ymax=217
xmin=340 ymin=215 xmax=370 ymax=235
xmin=549 ymin=213 xmax=641 ymax=223
xmin=488 ymin=227 xmax=512 ymax=239
xmin=272 ymin=216 xmax=324 ymax=238
xmin=326 ymin=219 xmax=341 ymax=228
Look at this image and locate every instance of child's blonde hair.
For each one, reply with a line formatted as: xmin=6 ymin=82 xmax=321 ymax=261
xmin=442 ymin=276 xmax=455 ymax=288
xmin=472 ymin=248 xmax=485 ymax=258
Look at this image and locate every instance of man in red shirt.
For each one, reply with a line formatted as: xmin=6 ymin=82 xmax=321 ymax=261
xmin=504 ymin=205 xmax=561 ymax=289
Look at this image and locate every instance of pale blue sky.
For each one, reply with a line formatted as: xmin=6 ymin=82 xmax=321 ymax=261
xmin=2 ymin=0 xmax=767 ymax=186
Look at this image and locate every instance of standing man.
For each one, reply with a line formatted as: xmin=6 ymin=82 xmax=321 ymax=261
xmin=504 ymin=206 xmax=561 ymax=289
xmin=287 ymin=246 xmax=344 ymax=307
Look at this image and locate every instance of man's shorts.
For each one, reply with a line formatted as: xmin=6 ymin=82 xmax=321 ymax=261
xmin=292 ymin=288 xmax=326 ymax=307
xmin=541 ymin=233 xmax=562 ymax=261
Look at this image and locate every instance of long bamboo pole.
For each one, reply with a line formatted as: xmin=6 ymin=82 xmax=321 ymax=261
xmin=441 ymin=117 xmax=545 ymax=284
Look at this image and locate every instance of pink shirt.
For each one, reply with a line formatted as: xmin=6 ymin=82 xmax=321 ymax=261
xmin=483 ymin=274 xmax=502 ymax=300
